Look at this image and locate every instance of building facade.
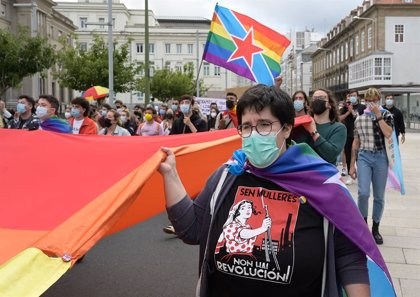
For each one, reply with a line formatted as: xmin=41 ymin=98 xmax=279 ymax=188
xmin=312 ymin=0 xmax=420 ymax=128
xmin=0 ymin=0 xmax=76 ymax=107
xmin=55 ymin=0 xmax=253 ymax=105
xmin=282 ymin=29 xmax=321 ymax=96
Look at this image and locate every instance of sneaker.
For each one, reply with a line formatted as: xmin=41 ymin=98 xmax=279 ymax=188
xmin=341 ymin=167 xmax=348 ymax=176
xmin=163 ymin=225 xmax=176 ymax=234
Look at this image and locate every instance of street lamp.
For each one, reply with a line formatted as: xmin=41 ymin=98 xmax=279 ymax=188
xmin=353 ymin=16 xmax=376 ymax=22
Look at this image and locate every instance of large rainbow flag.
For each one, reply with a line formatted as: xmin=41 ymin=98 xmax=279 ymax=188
xmin=203 ymin=4 xmax=291 ymax=85
xmin=0 ymin=129 xmax=240 ymax=296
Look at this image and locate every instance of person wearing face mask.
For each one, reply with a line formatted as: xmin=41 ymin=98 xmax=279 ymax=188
xmin=383 ymin=95 xmax=405 ymax=144
xmin=160 ymin=108 xmax=174 ymax=135
xmin=169 ymin=95 xmax=207 ymax=134
xmin=158 ymin=84 xmax=388 ymax=297
xmin=350 ymin=88 xmax=394 ymax=245
xmin=64 ymin=106 xmax=72 ymax=120
xmin=114 ymin=100 xmax=124 ymax=114
xmin=290 ymin=91 xmax=311 ymax=144
xmin=339 ymin=90 xmax=366 ymax=183
xmin=170 ymin=99 xmax=182 ymax=119
xmin=7 ymin=95 xmax=40 ymax=130
xmin=303 ymin=89 xmax=347 ymax=164
xmin=98 ymin=103 xmax=112 ymax=128
xmin=120 ymin=110 xmax=137 ymax=136
xmin=68 ymin=97 xmax=98 ymax=135
xmin=215 ymin=92 xmax=238 ymax=130
xmin=36 ymin=95 xmax=71 ymax=133
xmin=207 ymin=107 xmax=218 ymax=131
xmin=136 ymin=106 xmax=164 ymax=136
xmin=158 ymin=104 xmax=168 ymax=122
xmin=99 ymin=109 xmax=131 ymax=136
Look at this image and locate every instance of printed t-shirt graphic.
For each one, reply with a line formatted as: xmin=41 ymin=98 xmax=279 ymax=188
xmin=214 ymin=186 xmax=300 ymax=284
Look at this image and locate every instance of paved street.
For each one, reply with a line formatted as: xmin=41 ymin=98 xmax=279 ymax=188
xmin=43 ymin=133 xmax=420 ymax=297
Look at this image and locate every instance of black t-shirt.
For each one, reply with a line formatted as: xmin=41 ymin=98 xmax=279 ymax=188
xmin=340 ymin=103 xmax=366 ymax=138
xmin=169 ymin=112 xmax=207 ymax=135
xmin=208 ymin=173 xmax=324 ymax=297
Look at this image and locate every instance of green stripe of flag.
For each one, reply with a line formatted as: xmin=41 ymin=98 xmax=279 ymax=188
xmin=208 ymin=32 xmax=236 ymax=52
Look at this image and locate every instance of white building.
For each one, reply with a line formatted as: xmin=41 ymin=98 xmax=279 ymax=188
xmin=282 ymin=29 xmax=321 ymax=96
xmin=55 ymin=0 xmax=253 ymax=104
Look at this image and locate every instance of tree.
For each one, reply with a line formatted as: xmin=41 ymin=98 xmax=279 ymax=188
xmin=138 ymin=62 xmax=208 ymax=101
xmin=0 ymin=27 xmax=56 ymax=97
xmin=54 ymin=34 xmax=141 ymax=93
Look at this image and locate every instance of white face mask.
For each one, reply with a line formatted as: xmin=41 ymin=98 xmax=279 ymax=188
xmin=210 ymin=112 xmax=217 ymax=118
xmin=120 ymin=116 xmax=127 ymax=124
xmin=64 ymin=112 xmax=72 ymax=119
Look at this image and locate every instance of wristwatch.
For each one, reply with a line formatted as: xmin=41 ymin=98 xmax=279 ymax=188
xmin=310 ymin=130 xmax=319 ymax=137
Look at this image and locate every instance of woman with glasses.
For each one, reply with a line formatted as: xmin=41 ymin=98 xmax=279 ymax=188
xmin=303 ymin=88 xmax=347 ymax=164
xmin=157 ymin=84 xmax=393 ymax=297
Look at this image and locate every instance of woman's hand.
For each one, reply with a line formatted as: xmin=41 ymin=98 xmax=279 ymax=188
xmin=159 ymin=147 xmax=176 ymax=176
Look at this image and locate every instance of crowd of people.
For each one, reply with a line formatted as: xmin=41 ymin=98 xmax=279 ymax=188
xmin=1 ymin=83 xmax=405 ymax=296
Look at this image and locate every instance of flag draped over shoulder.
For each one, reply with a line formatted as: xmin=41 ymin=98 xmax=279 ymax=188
xmin=0 ymin=129 xmax=240 ymax=296
xmin=227 ymin=144 xmax=396 ymax=297
xmin=203 ymin=4 xmax=291 ymax=85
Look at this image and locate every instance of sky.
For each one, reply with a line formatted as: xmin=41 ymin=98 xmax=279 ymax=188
xmin=121 ymin=0 xmax=363 ymax=35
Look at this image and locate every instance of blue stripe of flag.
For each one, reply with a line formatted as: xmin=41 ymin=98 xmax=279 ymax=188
xmin=252 ymin=54 xmax=275 ymax=85
xmin=216 ymin=5 xmax=246 ymax=39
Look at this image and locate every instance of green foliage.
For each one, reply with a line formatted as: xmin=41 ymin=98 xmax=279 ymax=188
xmin=0 ymin=27 xmax=56 ymax=96
xmin=138 ymin=62 xmax=208 ymax=101
xmin=54 ymin=34 xmax=141 ymax=93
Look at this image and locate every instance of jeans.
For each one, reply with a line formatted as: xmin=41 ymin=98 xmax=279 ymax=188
xmin=357 ymin=150 xmax=388 ymax=223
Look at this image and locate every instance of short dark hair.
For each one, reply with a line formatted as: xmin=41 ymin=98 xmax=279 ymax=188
xmin=237 ymin=85 xmax=294 ymax=144
xmin=348 ymin=89 xmax=358 ymax=96
xmin=114 ymin=100 xmax=123 ymax=106
xmin=39 ymin=95 xmax=59 ymax=114
xmin=145 ymin=106 xmax=156 ymax=115
xmin=102 ymin=103 xmax=112 ymax=110
xmin=71 ymin=97 xmax=90 ymax=117
xmin=180 ymin=94 xmax=194 ymax=106
xmin=226 ymin=92 xmax=237 ymax=99
xmin=18 ymin=95 xmax=35 ymax=113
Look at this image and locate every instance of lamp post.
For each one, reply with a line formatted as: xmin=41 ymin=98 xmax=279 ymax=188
xmin=144 ymin=0 xmax=150 ymax=105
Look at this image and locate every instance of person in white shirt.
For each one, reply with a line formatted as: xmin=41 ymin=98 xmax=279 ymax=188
xmin=99 ymin=109 xmax=131 ymax=136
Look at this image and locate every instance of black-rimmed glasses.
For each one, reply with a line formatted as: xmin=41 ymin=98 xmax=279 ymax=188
xmin=237 ymin=121 xmax=280 ymax=138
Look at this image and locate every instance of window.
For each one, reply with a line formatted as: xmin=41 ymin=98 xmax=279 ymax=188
xmin=187 ymin=44 xmax=193 ymax=54
xmin=203 ymin=62 xmax=210 ymax=76
xmin=136 ymin=43 xmax=143 ymax=53
xmin=368 ymin=26 xmax=372 ymax=49
xmin=165 ymin=43 xmax=171 ymax=54
xmin=350 ymin=38 xmax=354 ymax=57
xmin=214 ymin=66 xmax=221 ymax=76
xmin=112 ymin=18 xmax=115 ymax=29
xmin=355 ymin=35 xmax=359 ymax=55
xmin=80 ymin=42 xmax=87 ymax=52
xmin=384 ymin=57 xmax=391 ymax=78
xmin=99 ymin=17 xmax=105 ymax=29
xmin=149 ymin=43 xmax=154 ymax=53
xmin=175 ymin=64 xmax=182 ymax=72
xmin=176 ymin=44 xmax=182 ymax=54
xmin=340 ymin=45 xmax=344 ymax=62
xmin=361 ymin=31 xmax=365 ymax=52
xmin=1 ymin=3 xmax=6 ymax=16
xmin=345 ymin=41 xmax=349 ymax=60
xmin=149 ymin=61 xmax=155 ymax=76
xmin=375 ymin=57 xmax=382 ymax=76
xmin=80 ymin=17 xmax=87 ymax=29
xmin=395 ymin=25 xmax=404 ymax=42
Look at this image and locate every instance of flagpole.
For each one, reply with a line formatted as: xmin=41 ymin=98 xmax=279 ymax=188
xmin=195 ymin=29 xmax=200 ymax=97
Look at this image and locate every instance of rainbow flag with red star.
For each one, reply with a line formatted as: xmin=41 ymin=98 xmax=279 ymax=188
xmin=203 ymin=4 xmax=291 ymax=85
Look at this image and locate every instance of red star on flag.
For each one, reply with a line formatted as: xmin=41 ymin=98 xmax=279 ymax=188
xmin=228 ymin=27 xmax=264 ymax=69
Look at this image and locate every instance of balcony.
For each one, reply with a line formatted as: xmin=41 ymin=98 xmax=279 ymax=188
xmin=348 ymin=52 xmax=393 ymax=89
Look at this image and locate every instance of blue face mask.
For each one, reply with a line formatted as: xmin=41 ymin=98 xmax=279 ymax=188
xmin=36 ymin=106 xmax=48 ymax=119
xmin=180 ymin=104 xmax=190 ymax=115
xmin=71 ymin=108 xmax=81 ymax=117
xmin=293 ymin=100 xmax=304 ymax=112
xmin=17 ymin=103 xmax=27 ymax=113
xmin=171 ymin=104 xmax=178 ymax=111
xmin=159 ymin=109 xmax=166 ymax=116
xmin=242 ymin=128 xmax=285 ymax=168
xmin=386 ymin=99 xmax=394 ymax=106
xmin=349 ymin=96 xmax=357 ymax=104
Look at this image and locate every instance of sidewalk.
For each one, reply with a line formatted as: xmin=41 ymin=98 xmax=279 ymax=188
xmin=346 ymin=133 xmax=420 ymax=297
